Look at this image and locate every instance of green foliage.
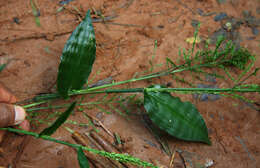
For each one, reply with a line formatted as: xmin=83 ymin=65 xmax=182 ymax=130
xmin=144 ymin=85 xmax=211 ymax=144
xmin=39 ymin=102 xmax=76 ymax=136
xmin=0 ymin=64 xmax=6 ymax=72
xmin=18 ymin=9 xmax=260 ymax=168
xmin=57 ymin=10 xmax=96 ymax=98
xmin=225 ymin=47 xmax=254 ymax=70
xmin=194 ymin=35 xmax=255 ymax=71
xmin=166 ymin=29 xmax=256 ymax=97
xmin=77 ymin=147 xmax=90 ymax=168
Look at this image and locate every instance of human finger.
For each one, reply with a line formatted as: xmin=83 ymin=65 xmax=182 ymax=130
xmin=0 ymin=104 xmax=26 ymax=128
xmin=17 ymin=120 xmax=30 ymax=131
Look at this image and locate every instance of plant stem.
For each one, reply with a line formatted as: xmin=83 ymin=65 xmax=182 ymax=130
xmin=0 ymin=127 xmax=157 ymax=168
xmin=144 ymin=87 xmax=259 ymax=93
xmin=24 ymin=61 xmax=225 ymax=104
xmin=23 ymin=101 xmax=48 ymax=108
xmin=76 ymin=87 xmax=259 ymax=95
xmin=26 ymin=100 xmax=120 ymax=112
xmin=24 ymin=86 xmax=259 ymax=110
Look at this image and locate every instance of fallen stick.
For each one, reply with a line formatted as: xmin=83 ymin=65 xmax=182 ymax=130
xmin=72 ymin=131 xmax=115 ymax=168
xmin=90 ymin=130 xmax=119 ymax=154
xmin=86 ymin=131 xmax=127 ymax=168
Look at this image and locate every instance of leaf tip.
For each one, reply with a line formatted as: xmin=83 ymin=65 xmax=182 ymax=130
xmin=204 ymin=137 xmax=212 ymax=145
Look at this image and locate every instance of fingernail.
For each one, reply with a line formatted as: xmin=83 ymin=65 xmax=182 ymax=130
xmin=14 ymin=106 xmax=26 ymax=125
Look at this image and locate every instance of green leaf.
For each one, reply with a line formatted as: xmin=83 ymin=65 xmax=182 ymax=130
xmin=144 ymin=85 xmax=211 ymax=144
xmin=57 ymin=10 xmax=96 ymax=98
xmin=0 ymin=64 xmax=6 ymax=72
xmin=166 ymin=57 xmax=177 ymax=68
xmin=39 ymin=102 xmax=76 ymax=136
xmin=77 ymin=147 xmax=90 ymax=168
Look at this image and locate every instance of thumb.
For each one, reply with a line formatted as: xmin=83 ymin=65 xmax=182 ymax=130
xmin=0 ymin=103 xmax=26 ymax=128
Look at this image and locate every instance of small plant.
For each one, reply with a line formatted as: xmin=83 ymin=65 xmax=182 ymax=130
xmin=199 ymin=36 xmax=254 ymax=70
xmin=2 ymin=11 xmax=259 ymax=168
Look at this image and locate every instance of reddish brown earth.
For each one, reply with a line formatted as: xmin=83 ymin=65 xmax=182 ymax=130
xmin=0 ymin=0 xmax=260 ymax=168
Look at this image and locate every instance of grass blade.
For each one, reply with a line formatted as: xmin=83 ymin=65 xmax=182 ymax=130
xmin=39 ymin=102 xmax=76 ymax=136
xmin=77 ymin=147 xmax=90 ymax=168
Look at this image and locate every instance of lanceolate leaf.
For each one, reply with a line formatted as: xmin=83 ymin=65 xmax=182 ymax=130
xmin=39 ymin=102 xmax=76 ymax=136
xmin=57 ymin=10 xmax=96 ymax=98
xmin=144 ymin=85 xmax=211 ymax=144
xmin=77 ymin=147 xmax=90 ymax=168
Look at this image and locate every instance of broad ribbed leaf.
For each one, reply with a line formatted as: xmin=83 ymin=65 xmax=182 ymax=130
xmin=77 ymin=147 xmax=90 ymax=168
xmin=57 ymin=10 xmax=96 ymax=98
xmin=39 ymin=102 xmax=76 ymax=136
xmin=144 ymin=85 xmax=210 ymax=144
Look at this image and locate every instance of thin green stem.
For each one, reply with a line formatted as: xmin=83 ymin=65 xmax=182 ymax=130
xmin=24 ymin=62 xmax=222 ymax=103
xmin=144 ymin=87 xmax=259 ymax=93
xmin=22 ymin=58 xmax=255 ymax=108
xmin=23 ymin=101 xmax=49 ymax=109
xmin=26 ymin=99 xmax=123 ymax=112
xmin=192 ymin=23 xmax=200 ymax=55
xmin=25 ymin=87 xmax=258 ymax=110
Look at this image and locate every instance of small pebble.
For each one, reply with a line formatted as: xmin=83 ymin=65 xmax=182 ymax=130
xmin=251 ymin=27 xmax=259 ymax=35
xmin=200 ymin=94 xmax=209 ymax=101
xmin=197 ymin=8 xmax=204 ymax=16
xmin=96 ymin=112 xmax=103 ymax=120
xmin=210 ymin=28 xmax=227 ymax=44
xmin=157 ymin=25 xmax=164 ymax=29
xmin=59 ymin=0 xmax=74 ymax=5
xmin=209 ymin=113 xmax=214 ymax=119
xmin=143 ymin=145 xmax=149 ymax=149
xmin=143 ymin=139 xmax=157 ymax=148
xmin=197 ymin=84 xmax=210 ymax=88
xmin=208 ymin=94 xmax=221 ymax=101
xmin=205 ymin=158 xmax=214 ymax=167
xmin=194 ymin=84 xmax=221 ymax=101
xmin=193 ymin=94 xmax=199 ymax=99
xmin=214 ymin=12 xmax=227 ymax=22
xmin=205 ymin=75 xmax=217 ymax=84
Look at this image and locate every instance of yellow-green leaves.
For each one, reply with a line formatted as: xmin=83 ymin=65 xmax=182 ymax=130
xmin=57 ymin=10 xmax=96 ymax=98
xmin=144 ymin=85 xmax=211 ymax=144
